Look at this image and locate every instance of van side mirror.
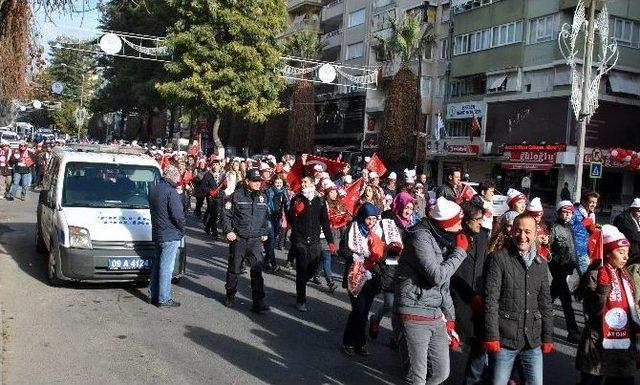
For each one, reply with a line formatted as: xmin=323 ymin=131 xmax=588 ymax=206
xmin=38 ymin=190 xmax=49 ymax=206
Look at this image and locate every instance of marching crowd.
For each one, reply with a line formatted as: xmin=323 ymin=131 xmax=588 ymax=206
xmin=3 ymin=139 xmax=640 ymax=384
xmin=148 ymin=145 xmax=640 ymax=385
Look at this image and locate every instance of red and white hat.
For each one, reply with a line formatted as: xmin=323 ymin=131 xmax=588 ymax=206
xmin=258 ymin=162 xmax=271 ymax=171
xmin=430 ymin=197 xmax=463 ymax=229
xmin=602 ymin=224 xmax=630 ymax=254
xmin=388 ymin=172 xmax=397 ymax=180
xmin=556 ymin=200 xmax=574 ymax=213
xmin=507 ymin=188 xmax=526 ymax=207
xmin=526 ymin=197 xmax=543 ymax=214
xmin=322 ymin=180 xmax=337 ymax=193
xmin=369 ymin=171 xmax=380 ymax=179
xmin=313 ymin=164 xmax=323 ymax=172
xmin=630 ymin=198 xmax=640 ymax=209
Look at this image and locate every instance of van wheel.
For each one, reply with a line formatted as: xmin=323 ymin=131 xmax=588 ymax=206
xmin=35 ymin=226 xmax=46 ymax=253
xmin=47 ymin=245 xmax=63 ymax=287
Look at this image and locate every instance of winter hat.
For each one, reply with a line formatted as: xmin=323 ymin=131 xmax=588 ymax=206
xmin=313 ymin=164 xmax=323 ymax=172
xmin=388 ymin=172 xmax=397 ymax=180
xmin=430 ymin=197 xmax=463 ymax=229
xmin=526 ymin=197 xmax=543 ymax=214
xmin=283 ymin=164 xmax=291 ymax=173
xmin=258 ymin=162 xmax=271 ymax=171
xmin=343 ymin=175 xmax=353 ymax=184
xmin=404 ymin=168 xmax=416 ymax=184
xmin=556 ymin=200 xmax=574 ymax=213
xmin=369 ymin=171 xmax=380 ymax=179
xmin=320 ymin=171 xmax=330 ymax=180
xmin=507 ymin=188 xmax=526 ymax=208
xmin=364 ymin=156 xmax=371 ymax=163
xmin=602 ymin=224 xmax=630 ymax=254
xmin=323 ymin=180 xmax=337 ymax=193
xmin=501 ymin=210 xmax=519 ymax=226
xmin=630 ymin=198 xmax=640 ymax=209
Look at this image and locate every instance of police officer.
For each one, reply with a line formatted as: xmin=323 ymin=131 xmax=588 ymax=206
xmin=222 ymin=168 xmax=270 ymax=313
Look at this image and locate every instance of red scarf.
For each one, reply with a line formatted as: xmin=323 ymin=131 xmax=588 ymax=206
xmin=602 ymin=265 xmax=639 ymax=349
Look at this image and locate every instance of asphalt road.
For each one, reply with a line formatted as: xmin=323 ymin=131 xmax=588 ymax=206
xmin=0 ymin=193 xmax=589 ymax=385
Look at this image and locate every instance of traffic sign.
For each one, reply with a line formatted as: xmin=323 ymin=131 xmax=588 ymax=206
xmin=591 ymin=148 xmax=603 ymax=163
xmin=589 ymin=162 xmax=603 ymax=179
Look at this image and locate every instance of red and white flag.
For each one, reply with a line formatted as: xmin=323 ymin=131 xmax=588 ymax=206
xmin=342 ymin=177 xmax=365 ymax=215
xmin=469 ymin=113 xmax=480 ymax=142
xmin=366 ymin=153 xmax=387 ymax=176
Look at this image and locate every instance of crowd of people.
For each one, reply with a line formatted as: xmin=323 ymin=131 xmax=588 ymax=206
xmin=147 ymin=145 xmax=640 ymax=385
xmin=4 ymin=138 xmax=640 ymax=384
xmin=0 ymin=139 xmax=55 ymax=201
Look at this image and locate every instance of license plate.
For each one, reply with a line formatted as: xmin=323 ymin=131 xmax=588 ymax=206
xmin=107 ymin=258 xmax=151 ymax=270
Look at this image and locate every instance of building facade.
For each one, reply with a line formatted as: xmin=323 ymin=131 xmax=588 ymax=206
xmin=426 ymin=0 xmax=640 ymax=216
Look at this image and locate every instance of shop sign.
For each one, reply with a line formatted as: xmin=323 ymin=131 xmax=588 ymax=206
xmin=509 ymin=151 xmax=556 ymax=164
xmin=503 ymin=144 xmax=567 ymax=152
xmin=501 ymin=162 xmax=554 ymax=171
xmin=446 ymin=101 xmax=484 ymax=120
xmin=446 ymin=144 xmax=479 ymax=155
xmin=362 ymin=132 xmax=379 ymax=150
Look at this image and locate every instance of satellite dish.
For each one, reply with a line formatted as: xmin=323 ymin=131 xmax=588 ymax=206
xmin=99 ymin=33 xmax=122 ymax=55
xmin=51 ymin=82 xmax=64 ymax=94
xmin=318 ymin=63 xmax=337 ymax=84
xmin=32 ymin=100 xmax=42 ymax=109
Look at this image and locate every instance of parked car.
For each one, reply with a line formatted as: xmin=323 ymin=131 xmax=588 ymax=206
xmin=0 ymin=130 xmax=20 ymax=149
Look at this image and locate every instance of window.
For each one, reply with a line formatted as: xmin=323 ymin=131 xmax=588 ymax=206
xmin=372 ymin=9 xmax=395 ymax=31
xmin=439 ymin=39 xmax=448 ymax=59
xmin=529 ymin=14 xmax=556 ymax=44
xmin=421 ymin=76 xmax=431 ymax=97
xmin=348 ymin=8 xmax=365 ymax=28
xmin=346 ymin=42 xmax=364 ymax=59
xmin=610 ymin=17 xmax=639 ymax=47
xmin=437 ymin=77 xmax=445 ymax=97
xmin=453 ymin=20 xmax=523 ymax=55
xmin=405 ymin=5 xmax=426 ymax=23
xmin=446 ymin=120 xmax=470 ymax=138
xmin=450 ymin=75 xmax=486 ymax=97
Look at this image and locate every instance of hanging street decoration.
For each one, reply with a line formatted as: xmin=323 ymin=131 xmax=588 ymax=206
xmin=281 ymin=56 xmax=378 ymax=90
xmin=48 ymin=25 xmax=173 ymax=63
xmin=609 ymin=148 xmax=640 ymax=171
xmin=51 ymin=82 xmax=64 ymax=95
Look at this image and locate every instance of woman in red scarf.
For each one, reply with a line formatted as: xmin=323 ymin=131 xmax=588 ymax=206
xmin=576 ymin=224 xmax=640 ymax=385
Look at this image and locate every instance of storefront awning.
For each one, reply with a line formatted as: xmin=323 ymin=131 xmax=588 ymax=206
xmin=609 ymin=72 xmax=640 ymax=96
xmin=501 ymin=162 xmax=554 ymax=171
xmin=488 ymin=75 xmax=507 ymax=90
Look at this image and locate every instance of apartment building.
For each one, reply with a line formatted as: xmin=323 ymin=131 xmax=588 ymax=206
xmin=429 ymin=0 xmax=640 ymax=213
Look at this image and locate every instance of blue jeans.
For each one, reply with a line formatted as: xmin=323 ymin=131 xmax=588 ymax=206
xmin=9 ymin=172 xmax=31 ymax=198
xmin=148 ymin=240 xmax=180 ymax=304
xmin=490 ymin=347 xmax=542 ymax=385
xmin=265 ymin=220 xmax=277 ymax=268
xmin=316 ymin=249 xmax=333 ymax=284
xmin=371 ymin=291 xmax=394 ymax=324
xmin=464 ymin=337 xmax=489 ymax=385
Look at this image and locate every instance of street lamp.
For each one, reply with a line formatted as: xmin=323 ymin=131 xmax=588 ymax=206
xmin=558 ymin=0 xmax=618 ymax=203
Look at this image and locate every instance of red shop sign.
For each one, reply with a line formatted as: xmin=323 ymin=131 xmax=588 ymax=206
xmin=504 ymin=144 xmax=567 ymax=152
xmin=446 ymin=144 xmax=480 ymax=154
xmin=509 ymin=151 xmax=557 ymax=164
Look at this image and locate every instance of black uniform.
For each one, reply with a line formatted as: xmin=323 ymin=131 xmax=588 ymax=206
xmin=222 ymin=185 xmax=269 ymax=306
xmin=286 ymin=192 xmax=334 ymax=305
xmin=192 ymin=168 xmax=207 ymax=217
xmin=201 ymin=170 xmax=225 ymax=236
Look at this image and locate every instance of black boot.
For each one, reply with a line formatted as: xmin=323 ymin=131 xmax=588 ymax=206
xmin=251 ymin=301 xmax=270 ymax=313
xmin=224 ymin=294 xmax=235 ymax=308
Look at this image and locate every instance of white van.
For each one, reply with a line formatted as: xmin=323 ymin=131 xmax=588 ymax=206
xmin=36 ymin=145 xmax=186 ymax=285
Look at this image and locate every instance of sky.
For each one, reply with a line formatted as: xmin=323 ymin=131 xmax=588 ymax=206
xmin=34 ymin=0 xmax=103 ymax=59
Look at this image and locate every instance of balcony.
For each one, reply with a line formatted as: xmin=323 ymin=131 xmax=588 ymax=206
xmin=321 ymin=28 xmax=343 ymax=49
xmin=373 ymin=0 xmax=396 ymax=12
xmin=321 ymin=0 xmax=343 ymax=22
xmin=279 ymin=18 xmax=322 ymax=38
xmin=558 ymin=0 xmax=602 ymax=11
xmin=286 ymin=0 xmax=323 ymax=13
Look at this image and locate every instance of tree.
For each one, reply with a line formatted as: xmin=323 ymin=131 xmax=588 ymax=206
xmin=281 ymin=30 xmax=326 ymax=154
xmin=48 ymin=37 xmax=94 ymax=102
xmin=374 ymin=14 xmax=435 ymax=169
xmin=156 ymin=0 xmax=287 ymax=156
xmin=89 ymin=0 xmax=175 ymax=141
xmin=53 ymin=100 xmax=85 ymax=135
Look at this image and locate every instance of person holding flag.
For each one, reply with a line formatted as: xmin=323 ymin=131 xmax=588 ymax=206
xmin=7 ymin=141 xmax=34 ymax=201
xmin=201 ymin=156 xmax=226 ymax=239
xmin=576 ymin=224 xmax=639 ymax=385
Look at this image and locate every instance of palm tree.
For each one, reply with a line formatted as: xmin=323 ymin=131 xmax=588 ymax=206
xmin=282 ymin=30 xmax=326 ymax=154
xmin=374 ymin=13 xmax=435 ymax=169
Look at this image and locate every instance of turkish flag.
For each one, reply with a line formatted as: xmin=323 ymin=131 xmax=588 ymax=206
xmin=588 ymin=229 xmax=603 ymax=263
xmin=459 ymin=183 xmax=477 ymax=202
xmin=187 ymin=137 xmax=201 ymax=156
xmin=160 ymin=154 xmax=170 ymax=170
xmin=286 ymin=158 xmax=305 ymax=192
xmin=342 ymin=177 xmax=364 ymax=215
xmin=304 ymin=154 xmax=348 ymax=179
xmin=469 ymin=113 xmax=480 ymax=142
xmin=366 ymin=153 xmax=387 ymax=176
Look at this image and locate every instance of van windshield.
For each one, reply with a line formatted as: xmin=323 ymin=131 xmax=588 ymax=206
xmin=62 ymin=162 xmax=161 ymax=209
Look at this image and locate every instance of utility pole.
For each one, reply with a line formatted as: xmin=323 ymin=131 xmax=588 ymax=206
xmin=559 ymin=0 xmax=618 ymax=203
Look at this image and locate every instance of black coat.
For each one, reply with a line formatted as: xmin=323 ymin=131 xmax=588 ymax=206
xmin=435 ymin=183 xmax=457 ymax=201
xmin=450 ymin=227 xmax=489 ymax=341
xmin=200 ymin=171 xmax=225 ymax=200
xmin=149 ymin=178 xmax=186 ymax=243
xmin=613 ymin=210 xmax=640 ymax=263
xmin=221 ymin=186 xmax=269 ymax=239
xmin=484 ymin=242 xmax=553 ymax=350
xmin=286 ymin=193 xmax=333 ymax=245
